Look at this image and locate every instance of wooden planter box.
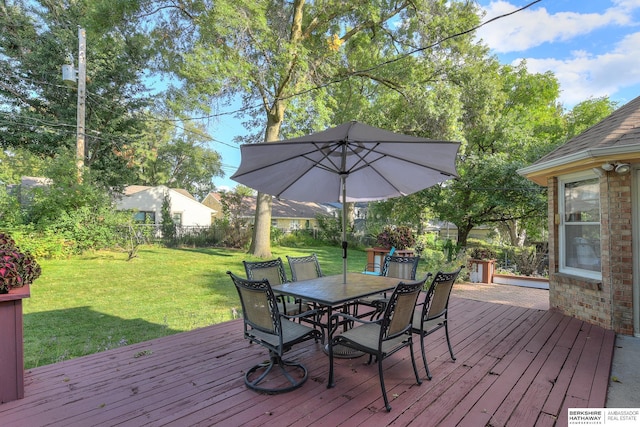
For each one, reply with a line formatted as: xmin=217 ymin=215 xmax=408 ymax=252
xmin=365 ymin=247 xmax=415 ymax=273
xmin=469 ymin=259 xmax=496 ymax=284
xmin=0 ymin=285 xmax=30 ymax=404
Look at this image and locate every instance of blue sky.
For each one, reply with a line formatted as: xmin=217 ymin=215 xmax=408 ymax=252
xmin=475 ymin=0 xmax=640 ymax=107
xmin=211 ymin=0 xmax=640 ymax=190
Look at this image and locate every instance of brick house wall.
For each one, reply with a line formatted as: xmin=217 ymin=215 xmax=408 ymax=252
xmin=547 ymin=173 xmax=634 ymax=335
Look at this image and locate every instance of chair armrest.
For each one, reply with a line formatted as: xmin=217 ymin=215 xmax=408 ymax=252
xmin=328 ymin=311 xmax=381 ymax=337
xmin=282 ymin=308 xmax=321 ymax=321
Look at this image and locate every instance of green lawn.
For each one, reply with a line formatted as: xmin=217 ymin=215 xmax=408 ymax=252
xmin=22 ymin=245 xmax=379 ymax=368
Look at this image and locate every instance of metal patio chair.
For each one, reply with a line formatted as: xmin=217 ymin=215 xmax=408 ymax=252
xmin=227 ymin=271 xmax=322 ymax=394
xmin=357 ymin=255 xmax=421 ymax=318
xmin=327 ymin=276 xmax=426 ymax=411
xmin=412 ymin=265 xmax=464 ymax=379
xmin=243 ymin=257 xmax=300 ymax=316
xmin=286 ymin=253 xmax=323 ymax=282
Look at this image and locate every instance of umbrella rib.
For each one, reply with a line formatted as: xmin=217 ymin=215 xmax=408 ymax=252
xmin=352 ymin=142 xmax=458 ymax=177
xmin=231 ymin=144 xmax=332 ymax=179
xmin=267 ymin=141 xmax=345 ymax=198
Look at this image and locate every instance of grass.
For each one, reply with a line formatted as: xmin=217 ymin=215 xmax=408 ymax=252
xmin=22 ymin=244 xmax=377 ymax=369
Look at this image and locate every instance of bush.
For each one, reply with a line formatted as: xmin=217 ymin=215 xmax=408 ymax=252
xmin=316 ymin=215 xmax=342 ymax=245
xmin=375 ymin=225 xmax=415 ymax=250
xmin=419 ymin=247 xmax=468 ymax=282
xmin=277 ymin=229 xmax=321 ymax=248
xmin=6 ymin=226 xmax=74 ymax=259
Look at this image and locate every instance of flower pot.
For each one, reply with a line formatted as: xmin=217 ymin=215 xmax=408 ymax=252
xmin=0 ymin=284 xmax=30 ymax=403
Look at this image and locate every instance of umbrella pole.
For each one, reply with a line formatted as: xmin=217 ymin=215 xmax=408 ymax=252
xmin=341 ymin=174 xmax=347 ymax=284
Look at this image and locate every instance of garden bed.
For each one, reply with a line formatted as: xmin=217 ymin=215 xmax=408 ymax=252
xmin=492 ymin=273 xmax=549 ymax=289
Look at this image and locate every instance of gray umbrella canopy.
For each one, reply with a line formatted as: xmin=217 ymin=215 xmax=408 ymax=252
xmin=231 ymin=121 xmax=460 ymax=282
xmin=232 ymin=121 xmax=460 ymax=203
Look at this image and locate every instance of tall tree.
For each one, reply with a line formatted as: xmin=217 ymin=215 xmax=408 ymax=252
xmin=0 ymin=0 xmax=153 ymax=189
xmin=149 ymin=0 xmax=483 ymax=257
xmin=427 ymin=62 xmax=566 ymax=246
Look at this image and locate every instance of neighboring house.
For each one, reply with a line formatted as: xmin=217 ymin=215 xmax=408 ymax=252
xmin=6 ymin=176 xmax=53 ymax=206
xmin=425 ymin=220 xmax=497 ymax=242
xmin=201 ymin=192 xmax=224 ymax=219
xmin=519 ymin=95 xmax=640 ymax=337
xmin=240 ymin=195 xmax=334 ymax=232
xmin=115 ymin=185 xmax=216 ymax=228
xmin=203 ymin=192 xmax=334 ymax=231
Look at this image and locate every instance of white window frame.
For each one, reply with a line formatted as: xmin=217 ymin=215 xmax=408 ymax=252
xmin=558 ymin=170 xmax=602 ymax=280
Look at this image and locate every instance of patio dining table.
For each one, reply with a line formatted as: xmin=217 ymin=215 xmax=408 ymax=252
xmin=271 ymin=272 xmax=400 ymax=358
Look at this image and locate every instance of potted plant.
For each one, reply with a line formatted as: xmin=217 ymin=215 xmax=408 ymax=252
xmin=0 ymin=233 xmax=41 ymax=293
xmin=375 ymin=225 xmax=415 ymax=251
xmin=0 ymin=232 xmax=40 ymax=403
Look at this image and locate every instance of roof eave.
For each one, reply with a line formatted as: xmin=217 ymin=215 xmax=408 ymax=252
xmin=518 ymin=143 xmax=640 ymax=186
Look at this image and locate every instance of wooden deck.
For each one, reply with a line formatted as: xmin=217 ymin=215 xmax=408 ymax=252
xmin=0 ymin=297 xmax=614 ymax=427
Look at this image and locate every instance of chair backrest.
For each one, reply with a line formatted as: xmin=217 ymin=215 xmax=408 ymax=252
xmin=381 ymin=276 xmax=426 ymax=340
xmin=381 ymin=255 xmax=420 ymax=280
xmin=243 ymin=258 xmax=288 ymax=285
xmin=287 ymin=254 xmax=323 ymax=281
xmin=422 ymin=265 xmax=464 ymax=321
xmin=227 ymin=271 xmax=281 ymax=337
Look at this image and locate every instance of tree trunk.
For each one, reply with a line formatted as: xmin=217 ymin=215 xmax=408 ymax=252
xmin=247 ymin=0 xmax=303 ymax=257
xmin=248 ymin=101 xmax=285 ymax=257
xmin=346 ymin=202 xmax=355 ymax=231
xmin=457 ymin=222 xmax=473 ymax=247
xmin=248 ymin=192 xmax=273 ymax=257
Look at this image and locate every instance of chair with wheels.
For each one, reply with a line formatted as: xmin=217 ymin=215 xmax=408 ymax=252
xmin=227 ymin=271 xmax=322 ymax=394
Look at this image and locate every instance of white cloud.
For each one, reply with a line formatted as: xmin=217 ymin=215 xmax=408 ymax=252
xmin=475 ymin=1 xmax=640 ymax=106
xmin=475 ymin=1 xmax=633 ymax=53
xmin=517 ymin=32 xmax=640 ymax=106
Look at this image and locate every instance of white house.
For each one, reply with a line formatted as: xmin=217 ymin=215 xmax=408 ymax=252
xmin=115 ymin=185 xmax=216 ymax=227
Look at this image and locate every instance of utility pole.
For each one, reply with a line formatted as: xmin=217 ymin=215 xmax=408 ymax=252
xmin=76 ymin=28 xmax=86 ymax=183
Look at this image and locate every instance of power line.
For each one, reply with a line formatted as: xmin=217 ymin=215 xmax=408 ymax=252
xmin=1 ymin=1 xmax=540 ymax=150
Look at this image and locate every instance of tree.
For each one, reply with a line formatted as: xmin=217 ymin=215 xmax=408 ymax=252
xmin=364 ymin=60 xmax=566 ymax=247
xmin=151 ymin=0 xmax=484 ymax=257
xmin=565 ymin=97 xmax=617 ymax=140
xmin=136 ymin=118 xmax=223 ymax=200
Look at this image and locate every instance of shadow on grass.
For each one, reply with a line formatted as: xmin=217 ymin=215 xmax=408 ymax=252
xmin=171 ymin=247 xmax=245 ymax=257
xmin=23 ymin=306 xmax=180 ymax=369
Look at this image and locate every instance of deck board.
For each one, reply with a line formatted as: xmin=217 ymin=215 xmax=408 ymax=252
xmin=0 ymin=296 xmax=615 ymax=427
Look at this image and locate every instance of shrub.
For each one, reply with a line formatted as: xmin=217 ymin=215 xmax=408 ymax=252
xmin=375 ymin=225 xmax=415 ymax=250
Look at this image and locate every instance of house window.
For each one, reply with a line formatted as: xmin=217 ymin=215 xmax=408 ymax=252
xmin=133 ymin=211 xmax=156 ymax=224
xmin=559 ymin=172 xmax=601 ymax=278
xmin=290 ymin=219 xmax=300 ymax=230
xmin=172 ymin=212 xmax=182 ymax=226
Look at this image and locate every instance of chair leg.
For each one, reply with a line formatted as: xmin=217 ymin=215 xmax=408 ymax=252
xmin=419 ymin=333 xmax=432 ymax=380
xmin=377 ymin=355 xmax=391 ymax=412
xmin=409 ymin=340 xmax=423 ymax=386
xmin=444 ymin=320 xmax=456 ymax=361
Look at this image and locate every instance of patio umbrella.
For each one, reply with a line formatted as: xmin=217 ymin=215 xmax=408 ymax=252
xmin=231 ymin=121 xmax=460 ymax=283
